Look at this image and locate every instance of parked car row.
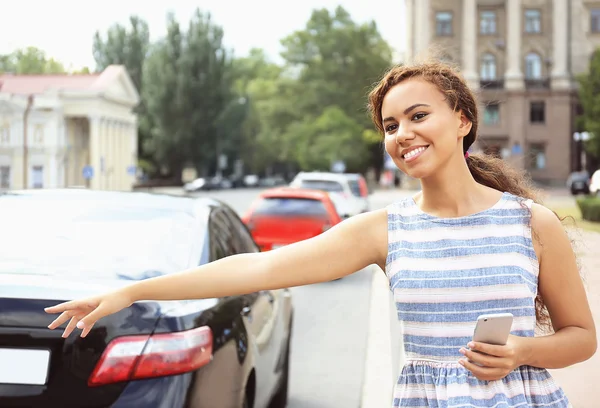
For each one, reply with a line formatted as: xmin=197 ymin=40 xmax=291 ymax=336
xmin=184 ymin=175 xmax=288 ymax=193
xmin=0 ymin=189 xmax=292 ymax=408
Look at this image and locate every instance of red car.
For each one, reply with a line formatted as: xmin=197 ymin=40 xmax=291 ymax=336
xmin=242 ymin=187 xmax=343 ymax=252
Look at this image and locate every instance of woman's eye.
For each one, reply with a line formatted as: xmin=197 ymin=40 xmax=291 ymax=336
xmin=412 ymin=113 xmax=428 ymax=121
xmin=385 ymin=124 xmax=398 ymax=133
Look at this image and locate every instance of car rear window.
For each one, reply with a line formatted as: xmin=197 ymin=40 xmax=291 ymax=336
xmin=253 ymin=197 xmax=328 ymax=216
xmin=299 ymin=180 xmax=344 ymax=193
xmin=0 ymin=194 xmax=202 ymax=279
xmin=348 ymin=180 xmax=362 ymax=197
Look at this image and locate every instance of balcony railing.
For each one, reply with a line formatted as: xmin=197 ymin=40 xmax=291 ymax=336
xmin=480 ymin=79 xmax=505 ymax=89
xmin=524 ymin=78 xmax=550 ymax=89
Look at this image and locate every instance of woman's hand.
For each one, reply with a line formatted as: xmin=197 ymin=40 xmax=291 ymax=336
xmin=45 ymin=289 xmax=134 ymax=338
xmin=458 ymin=335 xmax=528 ymax=381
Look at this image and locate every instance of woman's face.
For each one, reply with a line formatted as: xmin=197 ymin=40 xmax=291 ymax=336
xmin=381 ymin=78 xmax=471 ymax=180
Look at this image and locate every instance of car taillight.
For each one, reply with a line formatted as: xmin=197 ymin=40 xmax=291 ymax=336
xmin=88 ymin=326 xmax=213 ymax=386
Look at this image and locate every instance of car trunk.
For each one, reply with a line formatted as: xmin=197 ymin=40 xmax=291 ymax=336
xmin=0 ymin=274 xmax=161 ymax=408
xmin=249 ymin=215 xmax=331 ymax=250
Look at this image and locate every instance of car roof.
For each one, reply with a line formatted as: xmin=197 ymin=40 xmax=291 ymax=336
xmin=1 ymin=189 xmax=224 ymax=222
xmin=294 ymin=172 xmax=351 ymax=182
xmin=259 ymin=187 xmax=330 ymax=201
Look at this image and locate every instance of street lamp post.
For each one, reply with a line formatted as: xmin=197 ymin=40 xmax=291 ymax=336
xmin=573 ymin=131 xmax=591 ymax=171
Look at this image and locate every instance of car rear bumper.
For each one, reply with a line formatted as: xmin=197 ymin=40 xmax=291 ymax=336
xmin=110 ymin=374 xmax=193 ymax=408
xmin=111 ymin=368 xmax=246 ymax=408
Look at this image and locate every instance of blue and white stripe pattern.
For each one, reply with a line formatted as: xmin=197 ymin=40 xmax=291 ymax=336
xmin=386 ymin=192 xmax=571 ymax=408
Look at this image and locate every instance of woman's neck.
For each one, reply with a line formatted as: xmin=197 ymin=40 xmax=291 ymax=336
xmin=415 ymin=160 xmax=502 ymax=218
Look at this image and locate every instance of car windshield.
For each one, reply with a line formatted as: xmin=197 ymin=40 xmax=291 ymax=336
xmin=0 ymin=194 xmax=203 ymax=279
xmin=299 ymin=180 xmax=344 ymax=193
xmin=253 ymin=197 xmax=328 ymax=216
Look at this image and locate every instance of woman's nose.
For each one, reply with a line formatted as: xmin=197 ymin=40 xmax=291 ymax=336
xmin=394 ymin=123 xmax=415 ymax=143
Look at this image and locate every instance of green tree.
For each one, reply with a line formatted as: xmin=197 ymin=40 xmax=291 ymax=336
xmin=142 ymin=14 xmax=184 ymax=174
xmin=278 ymin=6 xmax=393 ymax=172
xmin=143 ymin=10 xmax=237 ymax=177
xmin=0 ymin=47 xmax=65 ymax=74
xmin=577 ymin=49 xmax=600 ymax=159
xmin=230 ymin=49 xmax=285 ymax=174
xmin=73 ymin=66 xmax=92 ymax=74
xmin=93 ymin=16 xmax=149 ymax=91
xmin=0 ymin=54 xmax=15 ymax=73
xmin=288 ymin=106 xmax=368 ymax=171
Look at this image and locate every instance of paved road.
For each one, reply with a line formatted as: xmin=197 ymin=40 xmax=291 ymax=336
xmin=150 ymin=186 xmax=412 ymax=407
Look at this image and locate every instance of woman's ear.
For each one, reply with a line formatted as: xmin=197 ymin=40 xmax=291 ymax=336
xmin=458 ymin=113 xmax=472 ymax=137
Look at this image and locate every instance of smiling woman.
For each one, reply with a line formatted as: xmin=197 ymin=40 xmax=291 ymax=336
xmin=364 ymin=59 xmax=595 ymax=408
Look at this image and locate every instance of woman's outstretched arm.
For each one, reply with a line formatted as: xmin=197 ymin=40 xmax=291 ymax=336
xmin=46 ymin=208 xmax=389 ymax=337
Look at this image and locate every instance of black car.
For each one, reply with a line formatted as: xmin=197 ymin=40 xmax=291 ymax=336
xmin=0 ymin=189 xmax=293 ymax=408
xmin=566 ymin=171 xmax=590 ymax=195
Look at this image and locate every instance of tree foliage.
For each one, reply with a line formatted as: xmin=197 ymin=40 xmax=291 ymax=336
xmin=0 ymin=46 xmax=65 ymax=74
xmin=142 ymin=10 xmax=238 ymax=176
xmin=577 ymin=49 xmax=600 ymax=159
xmin=275 ymin=6 xmax=392 ymax=172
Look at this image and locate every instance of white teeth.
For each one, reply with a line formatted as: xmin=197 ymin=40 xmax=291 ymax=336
xmin=403 ymin=146 xmax=427 ymax=159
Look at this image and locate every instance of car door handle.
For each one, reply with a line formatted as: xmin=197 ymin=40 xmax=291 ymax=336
xmin=241 ymin=306 xmax=252 ymax=317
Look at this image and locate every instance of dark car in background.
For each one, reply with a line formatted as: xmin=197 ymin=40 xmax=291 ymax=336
xmin=0 ymin=190 xmax=293 ymax=408
xmin=566 ymin=171 xmax=590 ymax=195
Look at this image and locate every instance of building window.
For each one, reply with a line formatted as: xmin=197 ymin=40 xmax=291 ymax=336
xmin=480 ymin=53 xmax=497 ymax=80
xmin=525 ymin=53 xmax=542 ymax=79
xmin=436 ymin=12 xmax=453 ymax=36
xmin=528 ymin=143 xmax=546 ymax=169
xmin=32 ymin=166 xmax=44 ymax=189
xmin=483 ymin=103 xmax=500 ymax=125
xmin=530 ymin=101 xmax=545 ymax=123
xmin=480 ymin=11 xmax=497 ymax=34
xmin=33 ymin=124 xmax=44 ymax=144
xmin=524 ymin=9 xmax=541 ymax=33
xmin=591 ymin=9 xmax=600 ymax=33
xmin=0 ymin=166 xmax=10 ymax=189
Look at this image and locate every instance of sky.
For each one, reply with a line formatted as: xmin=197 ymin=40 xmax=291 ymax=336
xmin=1 ymin=0 xmax=407 ymax=71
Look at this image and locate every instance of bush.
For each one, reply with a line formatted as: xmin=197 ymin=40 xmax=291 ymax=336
xmin=576 ymin=197 xmax=600 ymax=222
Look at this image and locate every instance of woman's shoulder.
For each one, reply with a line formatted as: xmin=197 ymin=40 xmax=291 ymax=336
xmin=385 ymin=196 xmax=417 ymax=213
xmin=500 ymin=191 xmax=565 ymax=236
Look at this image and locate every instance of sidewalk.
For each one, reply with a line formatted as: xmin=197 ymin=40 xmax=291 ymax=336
xmin=548 ymin=229 xmax=599 ymax=407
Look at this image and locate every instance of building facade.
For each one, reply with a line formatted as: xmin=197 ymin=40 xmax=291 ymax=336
xmin=404 ymin=0 xmax=599 ymax=184
xmin=0 ymin=65 xmax=139 ymax=191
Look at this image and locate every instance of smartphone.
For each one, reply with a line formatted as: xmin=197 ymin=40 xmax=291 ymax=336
xmin=472 ymin=313 xmax=514 ymax=346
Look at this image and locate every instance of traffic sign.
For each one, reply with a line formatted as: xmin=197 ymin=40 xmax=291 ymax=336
xmin=331 ymin=160 xmax=346 ymax=173
xmin=82 ymin=166 xmax=94 ymax=180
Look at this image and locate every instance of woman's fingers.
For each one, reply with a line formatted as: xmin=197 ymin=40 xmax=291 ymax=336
xmin=48 ymin=311 xmax=74 ymax=330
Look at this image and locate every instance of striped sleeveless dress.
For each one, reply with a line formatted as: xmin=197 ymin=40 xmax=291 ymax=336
xmin=385 ymin=191 xmax=571 ymax=408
